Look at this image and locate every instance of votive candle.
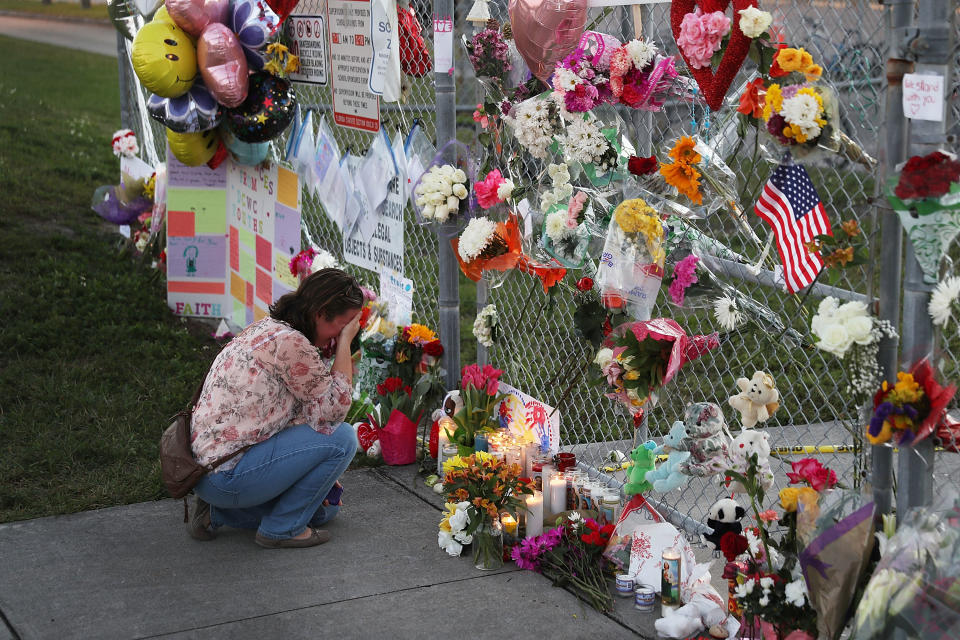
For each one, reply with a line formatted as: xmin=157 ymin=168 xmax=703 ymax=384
xmin=549 ymin=473 xmax=566 ymax=515
xmin=500 ymin=513 xmax=518 ymax=536
xmin=525 ymin=491 xmax=543 ymax=538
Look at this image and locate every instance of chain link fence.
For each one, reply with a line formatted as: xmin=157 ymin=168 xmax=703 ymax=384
xmin=115 ymin=0 xmax=959 ymax=533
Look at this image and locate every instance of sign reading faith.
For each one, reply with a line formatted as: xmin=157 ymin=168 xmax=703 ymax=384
xmin=902 ymin=73 xmax=944 ymax=121
xmin=225 ymin=162 xmax=302 ymax=327
xmin=165 ymin=145 xmax=229 ymax=319
xmin=285 ymin=15 xmax=328 ymax=85
xmin=496 ymin=382 xmax=561 ymax=455
xmin=327 ymin=0 xmax=381 ymax=132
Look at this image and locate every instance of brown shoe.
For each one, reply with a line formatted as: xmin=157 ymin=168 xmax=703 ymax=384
xmin=187 ymin=497 xmax=216 ymax=541
xmin=255 ymin=528 xmax=331 ymax=549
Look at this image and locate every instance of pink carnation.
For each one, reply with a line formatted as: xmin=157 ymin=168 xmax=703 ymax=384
xmin=567 ymin=191 xmax=587 ymax=226
xmin=474 ymin=169 xmax=506 ymax=209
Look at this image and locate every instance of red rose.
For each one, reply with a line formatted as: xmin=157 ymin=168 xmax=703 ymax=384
xmin=403 ymin=385 xmax=412 ymax=396
xmin=382 ymin=377 xmax=403 ymax=393
xmin=719 ymin=532 xmax=748 ymax=562
xmin=621 ymin=84 xmax=643 ymax=107
xmin=627 ymin=155 xmax=659 ymax=176
xmin=422 ymin=340 xmax=444 ymax=357
xmin=576 ymin=276 xmax=594 ymax=292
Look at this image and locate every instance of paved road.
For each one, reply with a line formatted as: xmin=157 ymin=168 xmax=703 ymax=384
xmin=0 ymin=14 xmax=117 ymax=57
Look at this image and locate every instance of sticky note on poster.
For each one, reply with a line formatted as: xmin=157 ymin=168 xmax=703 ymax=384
xmin=903 ymin=73 xmax=944 ymax=121
xmin=379 ymin=268 xmax=413 ymax=326
xmin=496 ymin=382 xmax=561 ymax=455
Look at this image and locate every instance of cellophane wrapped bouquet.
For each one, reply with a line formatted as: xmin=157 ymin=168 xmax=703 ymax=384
xmin=596 ymin=197 xmax=665 ymax=320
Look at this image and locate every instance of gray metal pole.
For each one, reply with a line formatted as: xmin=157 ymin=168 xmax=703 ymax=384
xmin=116 ymin=32 xmax=133 ymax=130
xmin=873 ymin=0 xmax=914 ymax=518
xmin=896 ymin=0 xmax=954 ymax=516
xmin=435 ymin=0 xmax=461 ymax=391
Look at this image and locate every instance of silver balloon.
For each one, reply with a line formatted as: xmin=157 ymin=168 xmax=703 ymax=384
xmin=107 ymin=0 xmax=144 ymax=41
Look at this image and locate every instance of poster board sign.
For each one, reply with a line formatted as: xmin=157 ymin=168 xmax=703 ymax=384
xmin=225 ymin=162 xmax=302 ymax=327
xmin=165 ymin=146 xmax=230 ymax=318
xmin=285 ymin=15 xmax=329 ymax=85
xmin=343 ymin=167 xmax=405 ymax=274
xmin=327 ymin=0 xmax=381 ymax=132
xmin=432 ymin=11 xmax=453 ymax=75
xmin=496 ymin=382 xmax=561 ymax=455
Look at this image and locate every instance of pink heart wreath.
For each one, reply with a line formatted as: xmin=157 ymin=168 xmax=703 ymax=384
xmin=670 ymin=0 xmax=757 ymax=111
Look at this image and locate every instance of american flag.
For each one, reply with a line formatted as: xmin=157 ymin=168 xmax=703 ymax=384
xmin=754 ymin=161 xmax=832 ymax=293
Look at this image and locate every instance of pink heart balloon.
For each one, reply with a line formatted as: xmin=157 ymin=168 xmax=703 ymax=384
xmin=166 ymin=0 xmax=230 ymax=37
xmin=508 ymin=0 xmax=587 ymax=84
xmin=197 ymin=23 xmax=248 ymax=108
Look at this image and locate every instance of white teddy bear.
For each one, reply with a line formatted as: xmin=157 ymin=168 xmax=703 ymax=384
xmin=727 ymin=371 xmax=780 ymax=429
xmin=727 ymin=429 xmax=774 ymax=493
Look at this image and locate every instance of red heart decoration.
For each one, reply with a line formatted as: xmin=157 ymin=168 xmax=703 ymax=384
xmin=670 ymin=0 xmax=757 ymax=111
xmin=265 ymin=0 xmax=299 ymax=23
xmin=356 ymin=422 xmax=380 ymax=452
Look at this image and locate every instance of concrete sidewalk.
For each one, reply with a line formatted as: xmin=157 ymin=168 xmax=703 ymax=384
xmin=0 ymin=465 xmax=662 ymax=639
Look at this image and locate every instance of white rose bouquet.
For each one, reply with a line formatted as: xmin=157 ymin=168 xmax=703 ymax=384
xmin=414 ymin=163 xmax=469 ymax=223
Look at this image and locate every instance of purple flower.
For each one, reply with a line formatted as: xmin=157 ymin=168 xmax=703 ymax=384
xmin=767 ymin=114 xmax=792 ymax=145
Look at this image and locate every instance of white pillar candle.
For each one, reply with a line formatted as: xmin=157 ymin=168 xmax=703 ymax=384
xmin=549 ymin=473 xmax=566 ymax=515
xmin=437 ymin=417 xmax=452 ymax=477
xmin=523 ymin=443 xmax=537 ymax=478
xmin=525 ymin=491 xmax=543 ymax=538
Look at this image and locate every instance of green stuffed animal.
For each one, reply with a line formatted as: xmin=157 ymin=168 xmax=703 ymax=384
xmin=625 ymin=440 xmax=658 ymax=495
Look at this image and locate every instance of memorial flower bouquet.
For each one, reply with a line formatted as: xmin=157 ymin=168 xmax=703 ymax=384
xmin=503 ymin=93 xmax=564 ymax=160
xmin=413 ymin=163 xmax=469 ymax=223
xmin=866 ymin=358 xmax=956 ymax=446
xmin=465 ymin=26 xmax=511 ymax=88
xmin=288 ymin=246 xmax=340 ymax=279
xmin=593 ymin=318 xmax=719 ymax=419
xmin=541 ymin=190 xmax=593 ymax=267
xmin=550 ymin=32 xmax=620 ymax=113
xmin=438 ymin=500 xmax=474 ymax=557
xmin=444 ymin=364 xmax=505 ymax=453
xmin=453 ymin=213 xmax=567 ymax=292
xmin=722 ymin=455 xmax=825 ymax=640
xmin=608 ymin=38 xmax=686 ymax=110
xmin=442 ymin=451 xmax=535 ymax=569
xmin=596 ymin=197 xmax=665 ymax=319
xmin=392 ymin=323 xmax=444 ymax=385
xmin=473 ymin=303 xmax=499 ymax=348
xmin=559 ymin=114 xmax=620 ymax=178
xmin=512 ymin=512 xmax=616 ymax=612
xmin=658 ymin=136 xmax=740 ymax=220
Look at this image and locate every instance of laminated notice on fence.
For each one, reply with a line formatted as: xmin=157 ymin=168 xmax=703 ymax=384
xmin=368 ymin=0 xmax=400 ymax=101
xmin=902 ymin=73 xmax=944 ymax=121
xmin=379 ymin=268 xmax=413 ymax=325
xmin=496 ymin=383 xmax=561 ymax=455
xmin=327 ymin=0 xmax=380 ymax=131
xmin=342 ymin=155 xmax=405 ymax=274
xmin=285 ymin=15 xmax=328 ymax=85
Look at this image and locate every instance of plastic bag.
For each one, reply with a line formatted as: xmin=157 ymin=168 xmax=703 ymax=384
xmin=403 ymin=120 xmax=435 ymax=200
xmin=312 ymin=115 xmax=349 ymax=233
xmin=852 ymin=492 xmax=960 ymax=639
xmin=410 ymin=139 xmax=475 ymax=233
xmin=596 ymin=197 xmax=665 ymax=320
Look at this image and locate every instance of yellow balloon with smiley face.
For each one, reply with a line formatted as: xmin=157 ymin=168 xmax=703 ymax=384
xmin=132 ymin=20 xmax=198 ymax=98
xmin=167 ymin=129 xmax=219 ymax=166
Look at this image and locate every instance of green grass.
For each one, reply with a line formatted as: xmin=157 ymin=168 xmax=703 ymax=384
xmin=0 ymin=0 xmax=108 ymax=20
xmin=0 ymin=36 xmax=216 ymax=522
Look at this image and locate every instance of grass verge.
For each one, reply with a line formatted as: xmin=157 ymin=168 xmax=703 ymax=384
xmin=0 ymin=0 xmax=109 ymax=20
xmin=0 ymin=35 xmax=215 ymax=522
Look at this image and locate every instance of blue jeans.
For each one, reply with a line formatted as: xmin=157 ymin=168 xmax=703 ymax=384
xmin=194 ymin=422 xmax=357 ymax=540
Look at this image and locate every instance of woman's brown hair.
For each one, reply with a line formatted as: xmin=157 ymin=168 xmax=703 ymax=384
xmin=269 ymin=268 xmax=363 ymax=343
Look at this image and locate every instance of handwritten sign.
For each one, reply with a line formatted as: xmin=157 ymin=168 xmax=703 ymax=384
xmin=433 ymin=12 xmax=453 ymax=74
xmin=496 ymin=382 xmax=561 ymax=455
xmin=903 ymin=73 xmax=944 ymax=121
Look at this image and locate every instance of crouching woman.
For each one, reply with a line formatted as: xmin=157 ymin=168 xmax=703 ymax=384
xmin=188 ymin=268 xmax=361 ymax=548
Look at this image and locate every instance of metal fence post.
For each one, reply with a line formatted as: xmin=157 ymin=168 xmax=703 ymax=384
xmin=116 ymin=33 xmax=133 ymax=130
xmin=873 ymin=0 xmax=914 ymax=517
xmin=896 ymin=0 xmax=955 ymax=515
xmin=435 ymin=0 xmax=461 ymax=390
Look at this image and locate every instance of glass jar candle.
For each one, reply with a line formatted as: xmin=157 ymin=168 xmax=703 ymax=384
xmin=600 ymin=489 xmax=619 ymax=525
xmin=661 ymin=547 xmax=682 ymax=613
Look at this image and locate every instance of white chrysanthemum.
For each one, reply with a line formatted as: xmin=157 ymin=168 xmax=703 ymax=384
xmin=738 ymin=7 xmax=772 ymax=39
xmin=458 ymin=216 xmax=498 ymax=262
xmin=781 ymin=93 xmax=824 ymax=138
xmin=497 ymin=179 xmax=514 ymax=201
xmin=713 ymin=295 xmax=744 ymax=331
xmin=310 ymin=249 xmax=340 ymax=273
xmin=545 ymin=211 xmax=574 ymax=243
xmin=625 ymin=39 xmax=657 ymax=70
xmin=548 ymin=163 xmax=570 ymax=185
xmin=473 ymin=303 xmax=498 ymax=348
xmin=929 ymin=275 xmax=960 ymax=327
xmin=785 ymin=578 xmax=807 ymax=607
xmin=553 ymin=67 xmax=582 ymax=92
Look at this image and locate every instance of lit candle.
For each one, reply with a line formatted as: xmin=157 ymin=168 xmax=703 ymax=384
xmin=523 ymin=443 xmax=538 ymax=478
xmin=549 ymin=473 xmax=566 ymax=515
xmin=437 ymin=417 xmax=454 ymax=476
xmin=525 ymin=491 xmax=543 ymax=538
xmin=500 ymin=513 xmax=518 ymax=536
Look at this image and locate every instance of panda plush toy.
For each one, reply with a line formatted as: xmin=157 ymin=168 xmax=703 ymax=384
xmin=704 ymin=497 xmax=746 ymax=550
